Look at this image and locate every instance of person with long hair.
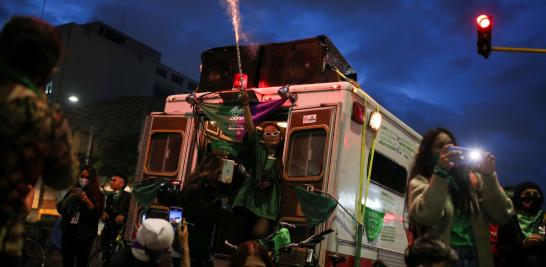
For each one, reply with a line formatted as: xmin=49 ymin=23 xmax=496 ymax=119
xmin=229 ymin=241 xmax=273 ymax=267
xmin=57 ymin=165 xmax=105 ymax=267
xmin=407 ymin=128 xmax=513 ymax=267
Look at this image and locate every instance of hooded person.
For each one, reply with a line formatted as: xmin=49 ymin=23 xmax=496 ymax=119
xmin=109 ymin=218 xmax=175 ymax=267
xmin=497 ymin=182 xmax=546 ymax=267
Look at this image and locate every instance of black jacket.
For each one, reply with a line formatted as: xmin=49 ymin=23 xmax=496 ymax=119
xmin=104 ymin=190 xmax=131 ymax=225
xmin=57 ymin=188 xmax=103 ymax=239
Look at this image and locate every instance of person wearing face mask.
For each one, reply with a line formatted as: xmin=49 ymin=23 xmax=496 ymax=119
xmin=407 ymin=128 xmax=513 ymax=267
xmin=497 ymin=182 xmax=546 ymax=267
xmin=57 ymin=165 xmax=105 ymax=267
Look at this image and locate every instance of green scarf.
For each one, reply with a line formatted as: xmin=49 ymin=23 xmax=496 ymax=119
xmin=0 ymin=62 xmax=40 ymax=94
xmin=517 ymin=210 xmax=544 ymax=237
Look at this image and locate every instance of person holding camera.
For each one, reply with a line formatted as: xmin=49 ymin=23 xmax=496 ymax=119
xmin=57 ymin=165 xmax=105 ymax=267
xmin=407 ymin=128 xmax=513 ymax=267
xmin=109 ymin=218 xmax=190 ymax=267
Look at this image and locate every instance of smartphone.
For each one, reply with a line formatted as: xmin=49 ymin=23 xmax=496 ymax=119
xmin=72 ymin=188 xmax=83 ymax=196
xmin=141 ymin=205 xmax=170 ymax=222
xmin=220 ymin=159 xmax=235 ymax=184
xmin=447 ymin=146 xmax=484 ymax=166
xmin=169 ymin=207 xmax=183 ymax=224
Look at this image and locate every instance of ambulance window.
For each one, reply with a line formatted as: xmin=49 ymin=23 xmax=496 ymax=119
xmin=147 ymin=133 xmax=182 ymax=174
xmin=286 ymin=129 xmax=327 ymax=177
xmin=369 ymin=152 xmax=407 ymax=195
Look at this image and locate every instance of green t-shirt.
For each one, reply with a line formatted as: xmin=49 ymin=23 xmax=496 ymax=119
xmin=450 ymin=211 xmax=475 ymax=247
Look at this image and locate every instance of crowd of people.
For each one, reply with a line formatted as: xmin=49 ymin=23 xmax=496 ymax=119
xmin=2 ymin=14 xmax=546 ymax=267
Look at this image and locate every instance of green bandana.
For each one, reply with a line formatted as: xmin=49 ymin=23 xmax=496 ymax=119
xmin=517 ymin=210 xmax=544 ymax=237
xmin=0 ymin=62 xmax=40 ymax=94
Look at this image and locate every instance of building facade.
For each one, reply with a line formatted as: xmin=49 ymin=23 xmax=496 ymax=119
xmin=31 ymin=21 xmax=198 ymax=221
xmin=49 ymin=21 xmax=196 ymax=107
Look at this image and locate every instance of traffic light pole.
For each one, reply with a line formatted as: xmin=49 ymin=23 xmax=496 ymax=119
xmin=491 ymin=46 xmax=546 ymax=54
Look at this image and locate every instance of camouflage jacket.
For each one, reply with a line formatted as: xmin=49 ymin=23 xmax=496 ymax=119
xmin=0 ymin=83 xmax=77 ymax=256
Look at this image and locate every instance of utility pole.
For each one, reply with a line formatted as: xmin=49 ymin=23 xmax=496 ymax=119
xmin=41 ymin=0 xmax=47 ymax=19
xmin=85 ymin=125 xmax=95 ymax=165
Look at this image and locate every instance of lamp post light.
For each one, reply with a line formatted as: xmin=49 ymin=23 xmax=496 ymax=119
xmin=68 ymin=95 xmax=79 ymax=103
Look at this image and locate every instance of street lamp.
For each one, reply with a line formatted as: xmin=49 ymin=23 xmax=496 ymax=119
xmin=68 ymin=95 xmax=79 ymax=103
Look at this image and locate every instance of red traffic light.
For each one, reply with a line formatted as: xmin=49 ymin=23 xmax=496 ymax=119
xmin=476 ymin=15 xmax=491 ymax=28
xmin=476 ymin=14 xmax=492 ymax=58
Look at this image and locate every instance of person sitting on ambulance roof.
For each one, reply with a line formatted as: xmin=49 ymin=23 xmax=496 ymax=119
xmin=233 ymin=93 xmax=283 ymax=238
xmin=407 ymin=127 xmax=513 ymax=267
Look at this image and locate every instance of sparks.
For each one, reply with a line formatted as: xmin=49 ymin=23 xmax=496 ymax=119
xmin=226 ymin=0 xmax=245 ymax=90
xmin=227 ymin=0 xmax=243 ymax=44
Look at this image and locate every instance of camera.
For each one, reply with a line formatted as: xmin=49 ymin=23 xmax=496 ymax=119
xmin=447 ymin=146 xmax=484 ymax=167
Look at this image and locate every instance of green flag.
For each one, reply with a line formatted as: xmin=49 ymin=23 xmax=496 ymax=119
xmin=133 ymin=178 xmax=168 ymax=209
xmin=210 ymin=139 xmax=243 ymax=156
xmin=271 ymin=228 xmax=291 ymax=262
xmin=199 ymin=102 xmax=246 ymax=140
xmin=293 ymin=186 xmax=337 ymax=226
xmin=197 ymin=97 xmax=287 ymax=141
xmin=364 ymin=206 xmax=385 ymax=243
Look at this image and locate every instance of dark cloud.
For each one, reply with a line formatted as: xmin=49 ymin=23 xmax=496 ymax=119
xmin=3 ymin=0 xmax=546 ymax=194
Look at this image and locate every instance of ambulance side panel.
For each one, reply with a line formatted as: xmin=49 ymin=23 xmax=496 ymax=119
xmin=325 ymin=89 xmax=420 ymax=267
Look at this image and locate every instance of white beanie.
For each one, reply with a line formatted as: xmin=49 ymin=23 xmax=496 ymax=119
xmin=132 ymin=218 xmax=175 ymax=262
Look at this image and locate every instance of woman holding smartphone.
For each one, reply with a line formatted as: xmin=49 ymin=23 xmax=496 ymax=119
xmin=57 ymin=165 xmax=104 ymax=267
xmin=407 ymin=128 xmax=513 ymax=267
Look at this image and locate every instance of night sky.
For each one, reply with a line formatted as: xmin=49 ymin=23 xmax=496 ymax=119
xmin=2 ymin=1 xmax=546 ymax=194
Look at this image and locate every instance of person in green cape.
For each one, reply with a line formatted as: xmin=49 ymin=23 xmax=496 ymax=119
xmin=232 ymin=92 xmax=282 ymax=240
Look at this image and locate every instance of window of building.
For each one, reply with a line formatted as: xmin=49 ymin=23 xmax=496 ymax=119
xmin=171 ymin=74 xmax=184 ymax=86
xmin=156 ymin=67 xmax=167 ymax=78
xmin=45 ymin=81 xmax=53 ymax=95
xmin=286 ymin=128 xmax=327 ymax=177
xmin=147 ymin=132 xmax=182 ymax=174
xmin=369 ymin=151 xmax=408 ymax=195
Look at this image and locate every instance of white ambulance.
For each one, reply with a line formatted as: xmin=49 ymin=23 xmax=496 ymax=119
xmin=125 ymin=81 xmax=421 ymax=267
